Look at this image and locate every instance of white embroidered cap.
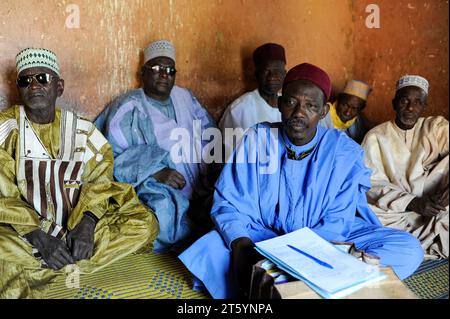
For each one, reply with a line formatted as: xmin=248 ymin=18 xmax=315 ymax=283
xmin=16 ymin=48 xmax=60 ymax=76
xmin=396 ymin=75 xmax=429 ymax=94
xmin=144 ymin=40 xmax=176 ymax=64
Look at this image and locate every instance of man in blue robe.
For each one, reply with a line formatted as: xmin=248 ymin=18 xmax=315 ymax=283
xmin=95 ymin=40 xmax=218 ymax=253
xmin=179 ymin=63 xmax=424 ymax=299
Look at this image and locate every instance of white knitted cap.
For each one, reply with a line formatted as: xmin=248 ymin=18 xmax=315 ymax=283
xmin=16 ymin=48 xmax=60 ymax=76
xmin=396 ymin=75 xmax=429 ymax=94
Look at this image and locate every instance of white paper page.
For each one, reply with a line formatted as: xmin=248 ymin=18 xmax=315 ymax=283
xmin=255 ymin=227 xmax=382 ymax=294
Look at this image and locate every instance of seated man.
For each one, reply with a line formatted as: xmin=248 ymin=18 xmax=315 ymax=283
xmin=219 ymin=43 xmax=286 ymax=155
xmin=0 ymin=48 xmax=158 ymax=298
xmin=179 ymin=63 xmax=424 ymax=299
xmin=95 ymin=40 xmax=218 ymax=253
xmin=319 ymin=79 xmax=371 ymax=143
xmin=362 ymin=75 xmax=448 ymax=259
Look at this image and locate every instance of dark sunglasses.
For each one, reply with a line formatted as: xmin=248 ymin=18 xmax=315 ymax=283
xmin=145 ymin=64 xmax=177 ymax=76
xmin=16 ymin=73 xmax=57 ymax=88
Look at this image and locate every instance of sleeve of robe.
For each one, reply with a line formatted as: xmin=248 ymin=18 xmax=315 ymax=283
xmin=211 ymin=128 xmax=265 ymax=249
xmin=0 ymin=130 xmax=41 ymax=236
xmin=96 ymin=100 xmax=173 ymax=188
xmin=362 ymin=130 xmax=414 ymax=213
xmin=189 ymin=90 xmax=222 ymax=195
xmin=433 ymin=116 xmax=449 ymax=159
xmin=312 ymin=137 xmax=381 ymax=242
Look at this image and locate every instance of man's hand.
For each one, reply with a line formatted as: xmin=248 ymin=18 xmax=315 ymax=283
xmin=66 ymin=214 xmax=96 ymax=262
xmin=407 ymin=196 xmax=447 ymax=217
xmin=25 ymin=229 xmax=74 ymax=270
xmin=152 ymin=167 xmax=186 ymax=190
xmin=249 ymin=263 xmax=281 ymax=299
xmin=231 ymin=237 xmax=265 ymax=299
xmin=430 ymin=185 xmax=449 ymax=208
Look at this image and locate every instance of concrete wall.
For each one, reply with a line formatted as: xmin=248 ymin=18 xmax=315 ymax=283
xmin=0 ymin=0 xmax=447 ymax=125
xmin=353 ymin=0 xmax=449 ymax=125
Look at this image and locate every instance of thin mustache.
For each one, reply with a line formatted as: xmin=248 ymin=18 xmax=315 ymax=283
xmin=400 ymin=112 xmax=417 ymax=117
xmin=287 ymin=118 xmax=306 ymax=127
xmin=28 ymin=91 xmax=45 ymax=96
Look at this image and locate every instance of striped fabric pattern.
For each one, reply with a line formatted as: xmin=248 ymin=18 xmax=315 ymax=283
xmin=23 ymin=159 xmax=83 ymax=234
xmin=0 ymin=118 xmax=18 ymax=145
xmin=44 ymin=253 xmax=209 ymax=299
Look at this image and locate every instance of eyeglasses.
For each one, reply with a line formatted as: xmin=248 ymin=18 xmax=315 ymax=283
xmin=145 ymin=64 xmax=177 ymax=76
xmin=16 ymin=73 xmax=57 ymax=88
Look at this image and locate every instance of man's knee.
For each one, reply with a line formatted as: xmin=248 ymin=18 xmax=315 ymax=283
xmin=402 ymin=232 xmax=424 ymax=265
xmin=387 ymin=230 xmax=424 ymax=279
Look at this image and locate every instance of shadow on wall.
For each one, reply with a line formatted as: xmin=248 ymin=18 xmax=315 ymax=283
xmin=240 ymin=45 xmax=256 ymax=95
xmin=1 ymin=66 xmax=21 ymax=109
xmin=212 ymin=44 xmax=259 ymax=123
xmin=93 ymin=50 xmax=144 ymax=122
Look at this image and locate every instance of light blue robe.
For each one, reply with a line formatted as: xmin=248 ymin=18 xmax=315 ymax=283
xmin=95 ymin=86 xmax=217 ymax=252
xmin=179 ymin=123 xmax=424 ymax=299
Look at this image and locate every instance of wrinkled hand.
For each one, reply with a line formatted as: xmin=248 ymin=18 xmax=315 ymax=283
xmin=66 ymin=214 xmax=96 ymax=262
xmin=231 ymin=237 xmax=265 ymax=299
xmin=25 ymin=229 xmax=74 ymax=270
xmin=407 ymin=196 xmax=447 ymax=217
xmin=152 ymin=167 xmax=186 ymax=189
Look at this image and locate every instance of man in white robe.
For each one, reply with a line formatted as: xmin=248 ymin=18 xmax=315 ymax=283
xmin=362 ymin=75 xmax=448 ymax=259
xmin=219 ymin=43 xmax=286 ymax=156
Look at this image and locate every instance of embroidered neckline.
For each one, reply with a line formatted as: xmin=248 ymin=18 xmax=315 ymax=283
xmin=285 ymin=144 xmax=316 ymax=160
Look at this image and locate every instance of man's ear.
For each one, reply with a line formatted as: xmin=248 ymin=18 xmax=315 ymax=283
xmin=319 ymin=102 xmax=330 ymax=120
xmin=423 ymin=95 xmax=428 ymax=109
xmin=57 ymin=78 xmax=65 ymax=97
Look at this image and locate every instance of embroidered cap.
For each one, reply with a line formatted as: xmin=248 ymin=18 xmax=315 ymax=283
xmin=396 ymin=75 xmax=429 ymax=94
xmin=16 ymin=48 xmax=60 ymax=76
xmin=342 ymin=80 xmax=371 ymax=101
xmin=144 ymin=40 xmax=176 ymax=64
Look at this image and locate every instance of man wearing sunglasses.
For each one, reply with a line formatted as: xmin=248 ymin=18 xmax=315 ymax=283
xmin=0 ymin=48 xmax=158 ymax=298
xmin=95 ymin=40 xmax=219 ymax=253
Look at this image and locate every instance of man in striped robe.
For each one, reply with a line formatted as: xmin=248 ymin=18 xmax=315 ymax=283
xmin=0 ymin=48 xmax=159 ymax=298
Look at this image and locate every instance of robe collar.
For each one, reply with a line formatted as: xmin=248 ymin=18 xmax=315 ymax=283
xmin=281 ymin=126 xmax=319 ymax=160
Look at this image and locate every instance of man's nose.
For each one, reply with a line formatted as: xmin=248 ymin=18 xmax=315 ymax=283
xmin=29 ymin=78 xmax=42 ymax=89
xmin=405 ymin=102 xmax=414 ymax=111
xmin=293 ymin=102 xmax=307 ymax=117
xmin=159 ymin=72 xmax=169 ymax=78
xmin=267 ymin=71 xmax=280 ymax=80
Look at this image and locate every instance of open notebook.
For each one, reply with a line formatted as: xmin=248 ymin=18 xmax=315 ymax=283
xmin=255 ymin=227 xmax=387 ymax=299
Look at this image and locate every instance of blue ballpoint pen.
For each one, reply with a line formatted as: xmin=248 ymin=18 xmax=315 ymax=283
xmin=287 ymin=244 xmax=334 ymax=269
